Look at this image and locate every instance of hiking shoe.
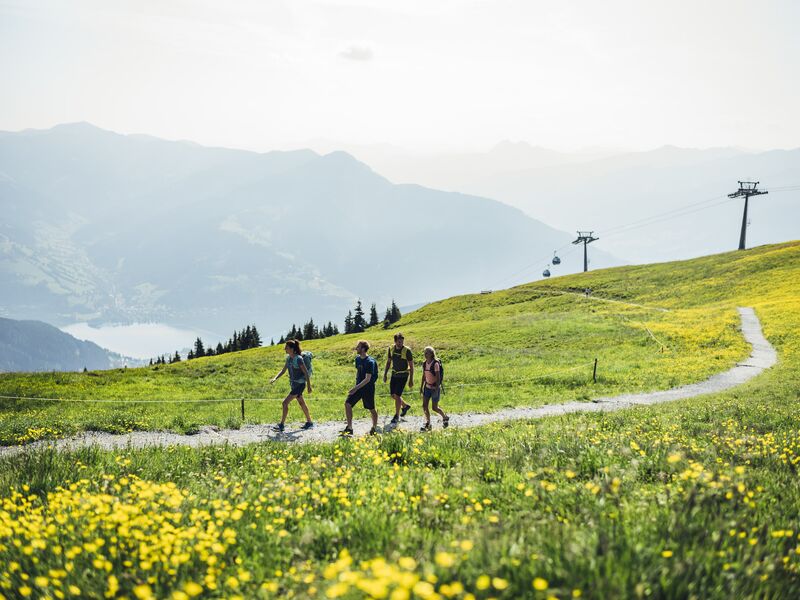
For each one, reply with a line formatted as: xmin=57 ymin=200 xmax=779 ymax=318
xmin=301 ymin=421 xmax=314 ymax=430
xmin=390 ymin=415 xmax=399 ymax=425
xmin=442 ymin=416 xmax=450 ymax=429
xmin=400 ymin=404 xmax=411 ymax=417
xmin=272 ymin=423 xmax=285 ymax=432
xmin=339 ymin=427 xmax=353 ymax=437
xmin=368 ymin=427 xmax=378 ymax=436
xmin=420 ymin=422 xmax=432 ymax=432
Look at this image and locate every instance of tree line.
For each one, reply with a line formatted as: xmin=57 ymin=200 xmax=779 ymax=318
xmin=149 ymin=324 xmax=262 ymax=365
xmin=149 ymin=299 xmax=403 ymax=364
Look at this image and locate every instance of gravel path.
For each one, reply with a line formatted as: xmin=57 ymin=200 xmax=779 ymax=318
xmin=0 ymin=307 xmax=776 ymax=457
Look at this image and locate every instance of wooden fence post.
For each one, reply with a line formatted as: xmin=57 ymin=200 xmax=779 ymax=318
xmin=592 ymin=358 xmax=598 ymax=384
xmin=241 ymin=398 xmax=245 ymax=421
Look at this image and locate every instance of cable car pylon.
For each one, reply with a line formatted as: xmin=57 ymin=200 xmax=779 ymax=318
xmin=728 ymin=181 xmax=767 ymax=250
xmin=572 ymin=231 xmax=598 ymax=272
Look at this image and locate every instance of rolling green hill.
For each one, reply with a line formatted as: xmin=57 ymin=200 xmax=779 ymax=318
xmin=1 ymin=241 xmax=798 ymax=446
xmin=2 ymin=241 xmax=800 ymax=598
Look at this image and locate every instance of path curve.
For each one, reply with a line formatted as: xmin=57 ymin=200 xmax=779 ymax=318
xmin=0 ymin=308 xmax=777 ymax=457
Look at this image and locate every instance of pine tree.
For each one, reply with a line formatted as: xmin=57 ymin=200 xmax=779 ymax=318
xmin=303 ymin=318 xmax=316 ymax=340
xmin=149 ymin=358 xmax=153 ymax=366
xmin=193 ymin=337 xmax=205 ymax=358
xmin=369 ymin=303 xmax=379 ymax=327
xmin=390 ymin=300 xmax=401 ymax=324
xmin=252 ymin=325 xmax=262 ymax=347
xmin=332 ymin=324 xmax=340 ymax=335
xmin=353 ymin=300 xmax=367 ymax=333
xmin=187 ymin=349 xmax=194 ymax=360
xmin=278 ymin=335 xmax=285 ymax=344
xmin=270 ymin=338 xmax=275 ymax=346
xmin=216 ymin=342 xmax=224 ymax=355
xmin=344 ymin=310 xmax=354 ymax=334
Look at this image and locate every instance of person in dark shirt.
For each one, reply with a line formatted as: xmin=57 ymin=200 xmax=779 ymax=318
xmin=383 ymin=332 xmax=414 ymax=424
xmin=341 ymin=340 xmax=378 ymax=436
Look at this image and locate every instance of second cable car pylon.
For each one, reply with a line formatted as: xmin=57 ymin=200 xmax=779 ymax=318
xmin=573 ymin=231 xmax=599 ymax=272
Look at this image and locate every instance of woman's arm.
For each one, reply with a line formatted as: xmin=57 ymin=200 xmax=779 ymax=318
xmin=270 ymin=365 xmax=287 ymax=384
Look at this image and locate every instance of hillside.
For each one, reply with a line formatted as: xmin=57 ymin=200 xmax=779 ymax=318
xmin=1 ymin=241 xmax=797 ymax=445
xmin=2 ymin=241 xmax=800 ymax=599
xmin=0 ymin=317 xmax=119 ymax=372
xmin=0 ymin=123 xmax=619 ymax=337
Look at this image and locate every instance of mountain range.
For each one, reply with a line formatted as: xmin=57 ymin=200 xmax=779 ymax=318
xmin=309 ymin=141 xmax=800 ymax=264
xmin=0 ymin=123 xmax=615 ymax=338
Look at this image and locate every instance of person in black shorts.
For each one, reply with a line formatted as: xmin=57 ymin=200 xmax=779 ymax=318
xmin=383 ymin=332 xmax=414 ymax=424
xmin=342 ymin=340 xmax=378 ymax=436
xmin=269 ymin=339 xmax=313 ymax=432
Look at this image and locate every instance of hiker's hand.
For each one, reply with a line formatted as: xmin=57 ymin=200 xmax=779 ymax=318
xmin=408 ymin=378 xmax=413 ymax=389
xmin=270 ymin=377 xmax=276 ymax=384
xmin=307 ymin=385 xmax=312 ymax=395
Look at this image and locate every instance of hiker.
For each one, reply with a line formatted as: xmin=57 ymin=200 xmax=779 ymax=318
xmin=269 ymin=339 xmax=313 ymax=432
xmin=383 ymin=332 xmax=414 ymax=424
xmin=420 ymin=345 xmax=448 ymax=431
xmin=342 ymin=340 xmax=379 ymax=436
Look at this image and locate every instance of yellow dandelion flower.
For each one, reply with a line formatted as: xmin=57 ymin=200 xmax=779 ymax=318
xmin=476 ymin=575 xmax=491 ymax=590
xmin=661 ymin=550 xmax=673 ymax=558
xmin=533 ymin=577 xmax=549 ymax=591
xmin=435 ymin=552 xmax=456 ymax=568
xmin=492 ymin=577 xmax=509 ymax=590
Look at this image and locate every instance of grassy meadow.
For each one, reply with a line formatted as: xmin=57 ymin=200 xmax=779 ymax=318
xmin=10 ymin=239 xmax=800 ymax=445
xmin=0 ymin=241 xmax=799 ymax=598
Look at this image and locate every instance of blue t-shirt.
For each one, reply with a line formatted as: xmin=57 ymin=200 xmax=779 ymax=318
xmin=285 ymin=355 xmax=306 ymax=384
xmin=355 ymin=355 xmax=377 ymax=389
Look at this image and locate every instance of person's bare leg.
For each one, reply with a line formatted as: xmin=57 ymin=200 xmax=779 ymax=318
xmin=433 ymin=402 xmax=447 ymax=420
xmin=422 ymin=396 xmax=430 ymax=425
xmin=369 ymin=409 xmax=378 ymax=429
xmin=280 ymin=395 xmax=292 ymax=424
xmin=345 ymin=401 xmax=353 ymax=429
xmin=296 ymin=394 xmax=311 ymax=422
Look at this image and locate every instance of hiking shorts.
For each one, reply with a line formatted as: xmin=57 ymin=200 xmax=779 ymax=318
xmin=289 ymin=381 xmax=306 ymax=396
xmin=390 ymin=373 xmax=409 ymax=396
xmin=422 ymin=386 xmax=441 ymax=403
xmin=347 ymin=386 xmax=376 ymax=410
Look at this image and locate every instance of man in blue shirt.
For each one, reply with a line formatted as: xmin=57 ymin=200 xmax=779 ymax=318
xmin=341 ymin=340 xmax=378 ymax=436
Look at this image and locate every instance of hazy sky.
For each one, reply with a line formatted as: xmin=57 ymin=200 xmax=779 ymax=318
xmin=1 ymin=0 xmax=798 ymax=153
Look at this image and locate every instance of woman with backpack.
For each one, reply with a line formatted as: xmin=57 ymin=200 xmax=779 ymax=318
xmin=420 ymin=345 xmax=448 ymax=431
xmin=269 ymin=339 xmax=313 ymax=432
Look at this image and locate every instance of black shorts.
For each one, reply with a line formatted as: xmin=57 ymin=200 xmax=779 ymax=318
xmin=346 ymin=386 xmax=376 ymax=410
xmin=289 ymin=381 xmax=306 ymax=396
xmin=389 ymin=373 xmax=409 ymax=396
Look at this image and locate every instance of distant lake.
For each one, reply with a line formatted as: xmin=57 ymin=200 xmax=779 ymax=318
xmin=62 ymin=322 xmax=209 ymax=359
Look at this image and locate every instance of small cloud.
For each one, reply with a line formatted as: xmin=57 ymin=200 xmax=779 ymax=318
xmin=339 ymin=44 xmax=373 ymax=61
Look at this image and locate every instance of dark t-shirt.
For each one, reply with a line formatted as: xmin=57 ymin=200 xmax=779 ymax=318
xmin=388 ymin=345 xmax=413 ymax=375
xmin=355 ymin=355 xmax=377 ymax=389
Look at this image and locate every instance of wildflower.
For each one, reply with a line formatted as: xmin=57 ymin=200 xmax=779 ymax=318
xmin=435 ymin=552 xmax=456 ymax=568
xmin=476 ymin=575 xmax=491 ymax=590
xmin=661 ymin=550 xmax=673 ymax=558
xmin=492 ymin=577 xmax=509 ymax=590
xmin=533 ymin=577 xmax=549 ymax=591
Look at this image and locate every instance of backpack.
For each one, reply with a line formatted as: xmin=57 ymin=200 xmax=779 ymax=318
xmin=301 ymin=351 xmax=313 ymax=378
xmin=424 ymin=358 xmax=445 ymax=392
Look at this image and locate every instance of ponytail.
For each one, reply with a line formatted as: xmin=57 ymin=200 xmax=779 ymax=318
xmin=285 ymin=339 xmax=302 ymax=355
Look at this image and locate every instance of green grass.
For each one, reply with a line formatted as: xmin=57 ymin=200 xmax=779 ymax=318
xmin=1 ymin=241 xmax=800 ymax=598
xmin=7 ymin=239 xmax=795 ymax=445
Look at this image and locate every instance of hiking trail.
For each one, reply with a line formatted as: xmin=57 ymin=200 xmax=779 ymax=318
xmin=0 ymin=307 xmax=776 ymax=457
